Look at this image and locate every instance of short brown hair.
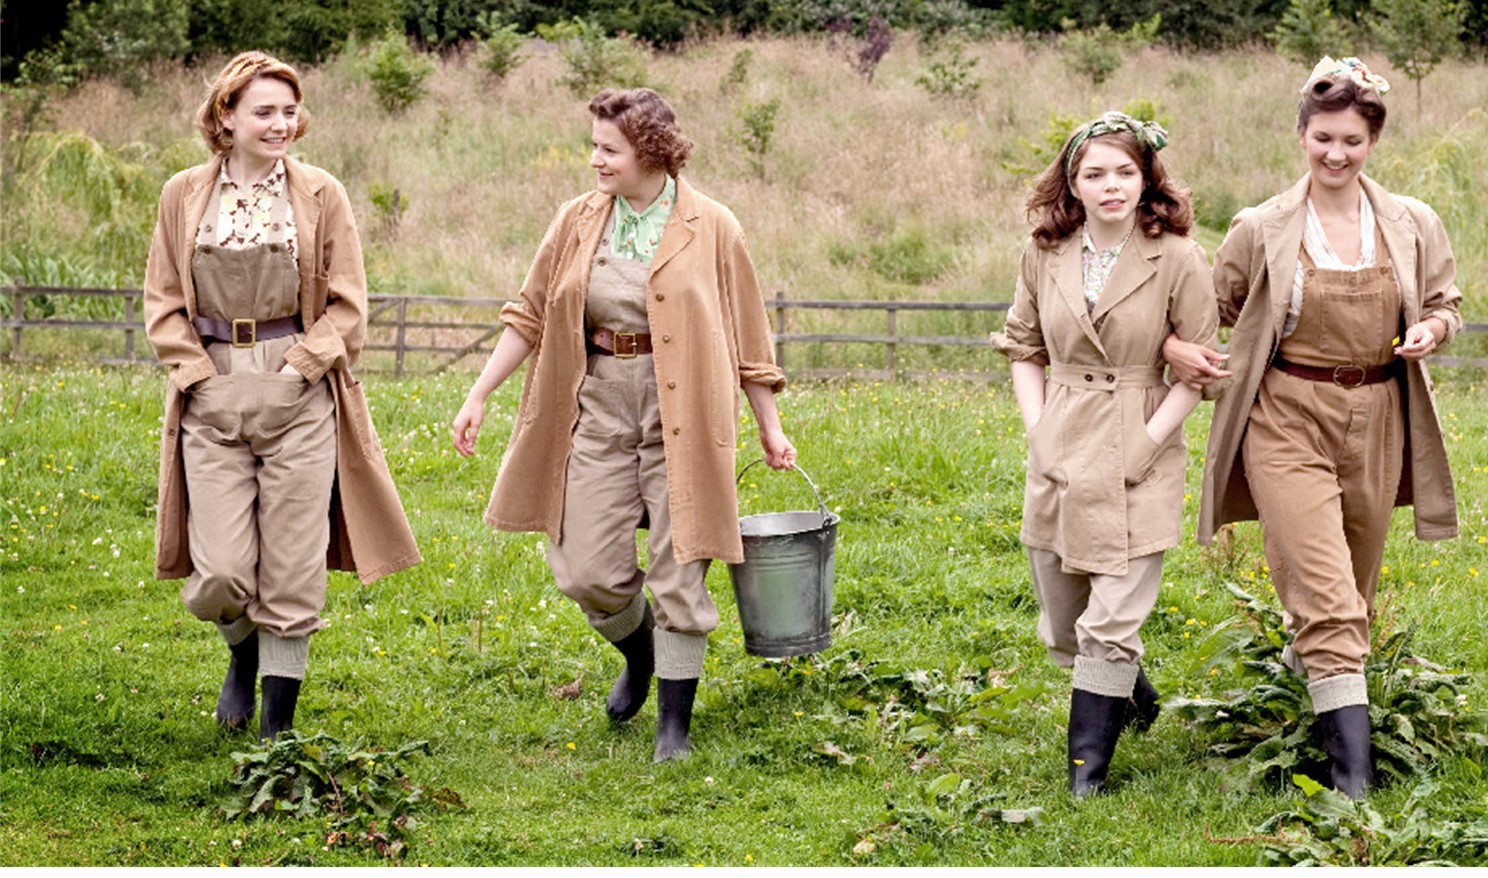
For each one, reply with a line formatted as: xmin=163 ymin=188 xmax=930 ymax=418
xmin=588 ymin=88 xmax=693 ymax=177
xmin=1027 ymin=131 xmax=1194 ymax=249
xmin=1297 ymin=77 xmax=1387 ymax=142
xmin=196 ymin=51 xmax=310 ymax=155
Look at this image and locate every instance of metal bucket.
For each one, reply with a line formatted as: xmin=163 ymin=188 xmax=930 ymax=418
xmin=727 ymin=460 xmax=838 ymax=658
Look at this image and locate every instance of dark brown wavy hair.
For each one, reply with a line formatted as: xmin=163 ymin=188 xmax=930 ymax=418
xmin=196 ymin=51 xmax=309 ymax=155
xmin=588 ymin=88 xmax=694 ymax=177
xmin=1027 ymin=131 xmax=1193 ymax=250
xmin=1297 ymin=77 xmax=1387 ymax=142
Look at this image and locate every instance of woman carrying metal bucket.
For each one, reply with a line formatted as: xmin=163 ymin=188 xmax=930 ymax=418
xmin=450 ymin=88 xmax=795 ymax=762
xmin=989 ymin=112 xmax=1221 ymax=796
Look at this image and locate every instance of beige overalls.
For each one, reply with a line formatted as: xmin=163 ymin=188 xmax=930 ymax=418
xmin=545 ymin=216 xmax=713 ymax=680
xmin=1242 ymin=225 xmax=1403 ymax=713
xmin=177 ymin=183 xmax=337 ymax=680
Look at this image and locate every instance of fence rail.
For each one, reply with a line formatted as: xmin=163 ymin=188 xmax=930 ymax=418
xmin=4 ymin=283 xmax=1487 ymax=379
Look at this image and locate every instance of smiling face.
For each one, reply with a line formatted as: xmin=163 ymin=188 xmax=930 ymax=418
xmin=1300 ymin=107 xmax=1375 ymax=195
xmin=1072 ymin=138 xmax=1144 ymax=239
xmin=222 ymin=76 xmax=298 ymax=172
xmin=590 ymin=117 xmax=665 ymax=206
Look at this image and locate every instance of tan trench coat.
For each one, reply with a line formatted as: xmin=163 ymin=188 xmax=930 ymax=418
xmin=144 ymin=155 xmax=421 ymax=584
xmin=1197 ymin=174 xmax=1462 ymax=544
xmin=992 ymin=231 xmax=1219 ymax=576
xmin=484 ymin=178 xmax=784 ymax=565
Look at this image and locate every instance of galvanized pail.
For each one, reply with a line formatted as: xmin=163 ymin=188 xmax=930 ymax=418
xmin=727 ymin=460 xmax=839 ymax=658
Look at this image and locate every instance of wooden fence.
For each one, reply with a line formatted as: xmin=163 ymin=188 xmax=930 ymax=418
xmin=4 ymin=283 xmax=1487 ymax=379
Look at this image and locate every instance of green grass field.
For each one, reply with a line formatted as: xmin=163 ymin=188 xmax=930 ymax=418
xmin=2 ymin=363 xmax=1484 ymax=866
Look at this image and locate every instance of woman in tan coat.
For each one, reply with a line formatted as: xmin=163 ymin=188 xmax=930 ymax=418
xmin=1164 ymin=57 xmax=1461 ymax=798
xmin=451 ymin=88 xmax=794 ymax=762
xmin=990 ymin=112 xmax=1219 ymax=795
xmin=145 ymin=52 xmax=419 ymax=742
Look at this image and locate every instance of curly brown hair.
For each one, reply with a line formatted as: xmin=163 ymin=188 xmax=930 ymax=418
xmin=1297 ymin=77 xmax=1387 ymax=141
xmin=195 ymin=51 xmax=309 ymax=155
xmin=1026 ymin=131 xmax=1193 ymax=250
xmin=587 ymin=88 xmax=693 ymax=177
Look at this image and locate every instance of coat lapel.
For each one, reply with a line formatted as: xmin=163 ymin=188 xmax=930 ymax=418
xmin=649 ymin=177 xmax=697 ymax=277
xmin=1050 ymin=237 xmax=1106 ymax=356
xmin=283 ymin=157 xmax=327 ymax=316
xmin=177 ymin=157 xmax=224 ymax=317
xmin=1090 ymin=231 xmax=1158 ymax=322
xmin=1363 ymin=175 xmax=1420 ymax=325
xmin=1260 ymin=176 xmax=1310 ymax=335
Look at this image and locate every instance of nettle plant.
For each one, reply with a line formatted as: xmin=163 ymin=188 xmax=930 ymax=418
xmin=1169 ymin=584 xmax=1488 ymax=793
xmin=225 ymin=732 xmax=463 ymax=862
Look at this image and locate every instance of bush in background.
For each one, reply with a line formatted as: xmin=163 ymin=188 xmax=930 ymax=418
xmin=1269 ymin=0 xmax=1351 ymax=63
xmin=475 ymin=13 xmax=529 ymax=82
xmin=362 ymin=27 xmax=437 ymax=114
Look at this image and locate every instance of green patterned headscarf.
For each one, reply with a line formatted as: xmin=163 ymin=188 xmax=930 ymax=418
xmin=1063 ymin=111 xmax=1169 ymax=178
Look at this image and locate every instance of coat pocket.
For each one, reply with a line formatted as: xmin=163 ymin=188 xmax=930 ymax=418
xmin=1123 ymin=420 xmax=1163 ymax=485
xmin=1025 ymin=404 xmax=1064 ymax=484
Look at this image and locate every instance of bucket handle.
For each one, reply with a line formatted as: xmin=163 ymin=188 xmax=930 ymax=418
xmin=736 ymin=459 xmax=831 ymax=524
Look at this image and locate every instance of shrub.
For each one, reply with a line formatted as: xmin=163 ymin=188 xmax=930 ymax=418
xmin=720 ymin=46 xmax=753 ymax=94
xmin=362 ymin=28 xmax=436 ymax=115
xmin=1269 ymin=0 xmax=1349 ymax=64
xmin=736 ymin=97 xmax=782 ymax=180
xmin=475 ymin=14 xmax=528 ymax=83
xmin=52 ymin=0 xmax=190 ymax=92
xmin=1370 ymin=0 xmax=1467 ymax=112
xmin=915 ymin=41 xmax=982 ymax=100
xmin=868 ymin=225 xmax=954 ymax=285
xmin=1058 ymin=15 xmax=1159 ymax=87
xmin=552 ymin=18 xmax=649 ymax=97
xmin=827 ymin=14 xmax=894 ymax=82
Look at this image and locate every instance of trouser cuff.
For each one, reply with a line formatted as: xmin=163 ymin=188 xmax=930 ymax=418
xmin=1072 ymin=654 xmax=1140 ymax=698
xmin=216 ymin=614 xmax=257 ymax=647
xmin=654 ymin=629 xmax=707 ymax=680
xmin=259 ymin=632 xmax=310 ymax=680
xmin=1281 ymin=643 xmax=1307 ymax=678
xmin=591 ymin=592 xmax=649 ymax=643
xmin=1309 ymin=673 xmax=1368 ymax=713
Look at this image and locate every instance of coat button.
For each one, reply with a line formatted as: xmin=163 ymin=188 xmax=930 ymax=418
xmin=597 ymin=256 xmax=608 ymax=266
xmin=662 ymin=334 xmax=671 ymax=342
xmin=672 ymin=426 xmax=681 ymax=435
xmin=1105 ymin=374 xmax=1115 ymax=384
xmin=1084 ymin=374 xmax=1093 ymax=382
xmin=656 ymin=293 xmax=665 ymax=302
xmin=667 ymin=380 xmax=676 ymax=389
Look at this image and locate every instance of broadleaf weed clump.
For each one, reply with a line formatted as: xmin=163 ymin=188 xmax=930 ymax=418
xmin=225 ymin=732 xmax=463 ymax=862
xmin=1169 ymin=584 xmax=1488 ymax=793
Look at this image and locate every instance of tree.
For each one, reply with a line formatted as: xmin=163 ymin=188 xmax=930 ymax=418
xmin=1370 ymin=0 xmax=1466 ymax=114
xmin=1269 ymin=0 xmax=1349 ymax=64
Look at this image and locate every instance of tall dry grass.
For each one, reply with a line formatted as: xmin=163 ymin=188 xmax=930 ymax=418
xmin=4 ymin=36 xmax=1484 ymax=361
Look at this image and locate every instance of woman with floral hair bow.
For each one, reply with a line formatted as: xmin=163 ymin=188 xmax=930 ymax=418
xmin=1164 ymin=57 xmax=1461 ymax=798
xmin=991 ymin=111 xmax=1219 ymax=795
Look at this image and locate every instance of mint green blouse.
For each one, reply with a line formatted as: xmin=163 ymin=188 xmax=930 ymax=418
xmin=610 ymin=176 xmax=676 ymax=263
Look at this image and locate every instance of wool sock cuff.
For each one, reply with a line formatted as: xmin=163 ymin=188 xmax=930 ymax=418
xmin=216 ymin=615 xmax=257 ymax=647
xmin=1072 ymin=654 xmax=1140 ymax=698
xmin=259 ymin=632 xmax=310 ymax=680
xmin=592 ymin=593 xmax=649 ymax=643
xmin=1310 ymin=672 xmax=1368 ymax=713
xmin=654 ymin=629 xmax=707 ymax=680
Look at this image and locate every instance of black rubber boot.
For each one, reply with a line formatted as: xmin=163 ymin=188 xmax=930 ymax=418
xmin=1317 ymin=704 xmax=1373 ymax=799
xmin=653 ymin=677 xmax=698 ymax=763
xmin=259 ymin=676 xmax=302 ymax=742
xmin=1122 ymin=667 xmax=1161 ymax=734
xmin=215 ymin=629 xmax=259 ymax=732
xmin=1068 ymin=688 xmax=1129 ymax=796
xmin=606 ymin=603 xmax=655 ymax=723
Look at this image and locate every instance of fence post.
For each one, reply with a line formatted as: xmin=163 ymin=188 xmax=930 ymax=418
xmin=885 ymin=306 xmax=897 ymax=380
xmin=395 ymin=296 xmax=408 ymax=379
xmin=11 ymin=281 xmax=24 ymax=357
xmin=773 ymin=289 xmax=788 ymax=372
xmin=123 ymin=293 xmax=137 ymax=362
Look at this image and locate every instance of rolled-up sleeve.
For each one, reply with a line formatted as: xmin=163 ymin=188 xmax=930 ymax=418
xmin=500 ymin=201 xmax=579 ymax=347
xmin=284 ymin=177 xmax=365 ymax=382
xmin=1410 ymin=199 xmax=1463 ymax=348
xmin=724 ymin=227 xmax=785 ymax=392
xmin=989 ymin=240 xmax=1049 ymax=365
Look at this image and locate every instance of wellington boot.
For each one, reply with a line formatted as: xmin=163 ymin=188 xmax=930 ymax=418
xmin=1122 ymin=667 xmax=1161 ymax=734
xmin=215 ymin=630 xmax=259 ymax=732
xmin=653 ymin=677 xmax=698 ymax=763
xmin=606 ymin=603 xmax=655 ymax=723
xmin=1317 ymin=704 xmax=1373 ymax=799
xmin=259 ymin=676 xmax=302 ymax=743
xmin=1068 ymin=688 xmax=1128 ymax=797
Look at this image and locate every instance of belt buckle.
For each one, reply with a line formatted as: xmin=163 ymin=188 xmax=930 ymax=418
xmin=1332 ymin=364 xmax=1366 ymax=387
xmin=613 ymin=331 xmax=637 ymax=359
xmin=231 ymin=318 xmax=256 ymax=348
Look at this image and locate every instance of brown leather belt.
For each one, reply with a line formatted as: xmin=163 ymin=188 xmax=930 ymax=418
xmin=194 ymin=315 xmax=303 ymax=348
xmin=588 ymin=328 xmax=653 ymax=358
xmin=1272 ymin=355 xmax=1398 ymax=388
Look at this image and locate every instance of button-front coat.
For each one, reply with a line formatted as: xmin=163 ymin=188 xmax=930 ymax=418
xmin=144 ymin=155 xmax=421 ymax=584
xmin=1196 ymin=174 xmax=1462 ymax=544
xmin=992 ymin=231 xmax=1219 ymax=576
xmin=484 ymin=177 xmax=784 ymax=565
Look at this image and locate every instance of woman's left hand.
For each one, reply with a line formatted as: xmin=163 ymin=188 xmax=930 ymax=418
xmin=1395 ymin=319 xmax=1444 ymax=360
xmin=759 ymin=427 xmax=796 ymax=471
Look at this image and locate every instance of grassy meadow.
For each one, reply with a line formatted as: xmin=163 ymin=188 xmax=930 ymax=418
xmin=1 ymin=362 xmax=1486 ymax=866
xmin=2 ymin=35 xmax=1488 ymax=866
xmin=2 ymin=37 xmax=1486 ymax=372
